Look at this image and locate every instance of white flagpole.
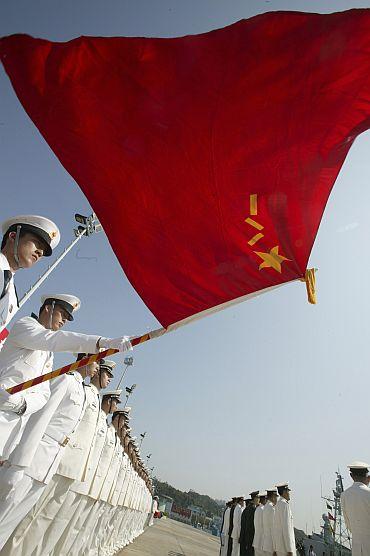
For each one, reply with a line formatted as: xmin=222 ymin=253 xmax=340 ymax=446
xmin=18 ymin=213 xmax=100 ymax=309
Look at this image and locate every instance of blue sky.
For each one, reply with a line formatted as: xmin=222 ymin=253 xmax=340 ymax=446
xmin=1 ymin=0 xmax=370 ymax=533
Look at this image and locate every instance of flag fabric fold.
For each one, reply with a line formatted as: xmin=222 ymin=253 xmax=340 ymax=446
xmin=2 ymin=9 xmax=370 ymax=327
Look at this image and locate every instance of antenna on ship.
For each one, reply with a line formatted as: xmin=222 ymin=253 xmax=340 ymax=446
xmin=321 ymin=470 xmax=352 ymax=555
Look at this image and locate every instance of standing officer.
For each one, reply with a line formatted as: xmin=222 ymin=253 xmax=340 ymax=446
xmin=0 ymin=215 xmax=60 ymax=342
xmin=273 ymin=483 xmax=296 ymax=556
xmin=240 ymin=491 xmax=260 ymax=556
xmin=341 ymin=461 xmax=370 ymax=556
xmin=253 ymin=491 xmax=267 ymax=556
xmin=0 ymin=293 xmax=132 ymax=463
xmin=262 ymin=488 xmax=278 ymax=556
xmin=231 ymin=496 xmax=245 ymax=555
xmin=50 ymin=359 xmax=116 ymax=555
xmin=0 ymin=351 xmax=99 ymax=552
xmin=77 ymin=390 xmax=123 ymax=555
xmin=220 ymin=502 xmax=232 ymax=556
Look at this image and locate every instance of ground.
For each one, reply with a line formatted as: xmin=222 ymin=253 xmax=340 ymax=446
xmin=118 ymin=517 xmax=220 ymax=556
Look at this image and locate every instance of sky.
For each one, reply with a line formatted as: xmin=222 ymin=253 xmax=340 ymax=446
xmin=1 ymin=0 xmax=370 ymax=534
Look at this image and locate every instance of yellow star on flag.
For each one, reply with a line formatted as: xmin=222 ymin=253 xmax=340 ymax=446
xmin=254 ymin=245 xmax=290 ymax=273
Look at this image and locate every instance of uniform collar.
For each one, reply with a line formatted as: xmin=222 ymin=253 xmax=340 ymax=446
xmin=73 ymin=371 xmax=84 ymax=383
xmin=89 ymin=383 xmax=99 ymax=394
xmin=0 ymin=253 xmax=11 ymax=272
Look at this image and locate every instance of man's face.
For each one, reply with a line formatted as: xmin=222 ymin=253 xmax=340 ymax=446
xmin=253 ymin=496 xmax=260 ymax=506
xmin=10 ymin=231 xmax=47 ymax=268
xmin=100 ymin=370 xmax=112 ymax=389
xmin=272 ymin=493 xmax=278 ymax=505
xmin=284 ymin=489 xmax=291 ymax=501
xmin=124 ymin=435 xmax=130 ymax=449
xmin=47 ymin=305 xmax=70 ymax=331
xmin=112 ymin=415 xmax=120 ymax=431
xmin=118 ymin=415 xmax=126 ymax=431
xmin=86 ymin=361 xmax=99 ymax=378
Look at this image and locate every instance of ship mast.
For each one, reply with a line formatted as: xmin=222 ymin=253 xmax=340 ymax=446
xmin=321 ymin=470 xmax=351 ymax=555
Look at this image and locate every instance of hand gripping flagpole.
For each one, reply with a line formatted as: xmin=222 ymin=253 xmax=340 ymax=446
xmin=18 ymin=213 xmax=101 ymax=310
xmin=6 ymin=328 xmax=165 ymax=395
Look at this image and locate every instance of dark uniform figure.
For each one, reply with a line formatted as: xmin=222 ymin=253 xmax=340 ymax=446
xmin=227 ymin=498 xmax=237 ymax=556
xmin=239 ymin=491 xmax=260 ymax=556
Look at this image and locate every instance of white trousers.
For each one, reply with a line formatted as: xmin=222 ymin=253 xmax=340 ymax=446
xmin=0 ymin=466 xmax=45 ymax=551
xmin=231 ymin=538 xmax=240 ymax=556
xmin=1 ymin=473 xmax=73 ymax=556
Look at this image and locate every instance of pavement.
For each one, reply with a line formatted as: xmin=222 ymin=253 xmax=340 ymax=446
xmin=117 ymin=517 xmax=220 ymax=556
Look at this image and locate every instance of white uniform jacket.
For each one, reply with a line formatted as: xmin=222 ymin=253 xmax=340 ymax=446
xmin=109 ymin=451 xmax=129 ymax=506
xmin=118 ymin=460 xmax=133 ymax=506
xmin=0 ymin=315 xmax=99 ymax=460
xmin=0 ymin=253 xmax=18 ymax=338
xmin=88 ymin=423 xmax=116 ymax=500
xmin=231 ymin=503 xmax=243 ymax=540
xmin=273 ymin=497 xmax=296 ymax=555
xmin=253 ymin=504 xmax=264 ymax=550
xmin=341 ymin=482 xmax=370 ymax=556
xmin=57 ymin=382 xmax=100 ymax=481
xmin=72 ymin=405 xmax=108 ymax=495
xmin=100 ymin=434 xmax=121 ymax=502
xmin=220 ymin=506 xmax=230 ymax=546
xmin=262 ymin=501 xmax=275 ymax=553
xmin=9 ymin=372 xmax=85 ymax=477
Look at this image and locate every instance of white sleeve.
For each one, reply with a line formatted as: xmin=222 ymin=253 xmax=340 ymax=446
xmin=24 ymin=382 xmax=50 ymax=415
xmin=10 ymin=318 xmax=99 ymax=354
xmin=281 ymin=503 xmax=295 ymax=552
xmin=341 ymin=494 xmax=351 ymax=532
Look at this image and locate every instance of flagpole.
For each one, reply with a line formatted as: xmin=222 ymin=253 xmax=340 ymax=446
xmin=19 ymin=213 xmax=101 ymax=310
xmin=6 ymin=328 xmax=165 ymax=394
xmin=19 ymin=229 xmax=86 ymax=309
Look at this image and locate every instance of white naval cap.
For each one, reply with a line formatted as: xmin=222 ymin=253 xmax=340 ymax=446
xmin=102 ymin=389 xmax=122 ymax=403
xmin=348 ymin=461 xmax=370 ymax=470
xmin=99 ymin=359 xmax=116 ymax=376
xmin=41 ymin=294 xmax=81 ymax=321
xmin=267 ymin=487 xmax=278 ymax=495
xmin=123 ymin=406 xmax=132 ymax=414
xmin=2 ymin=215 xmax=60 ymax=256
xmin=258 ymin=491 xmax=267 ymax=497
xmin=276 ymin=482 xmax=291 ymax=492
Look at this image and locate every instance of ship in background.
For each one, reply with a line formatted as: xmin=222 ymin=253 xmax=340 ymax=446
xmin=294 ymin=471 xmax=351 ymax=555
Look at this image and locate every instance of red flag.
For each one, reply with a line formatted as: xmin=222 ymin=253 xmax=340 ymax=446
xmin=1 ymin=9 xmax=370 ymax=328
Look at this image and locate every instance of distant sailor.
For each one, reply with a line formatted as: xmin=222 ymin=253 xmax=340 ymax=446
xmin=341 ymin=461 xmax=370 ymax=556
xmin=253 ymin=491 xmax=267 ymax=556
xmin=240 ymin=491 xmax=260 ymax=556
xmin=0 ymin=215 xmax=60 ymax=344
xmin=231 ymin=496 xmax=245 ymax=555
xmin=262 ymin=488 xmax=278 ymax=556
xmin=220 ymin=501 xmax=232 ymax=556
xmin=227 ymin=498 xmax=237 ymax=556
xmin=273 ymin=483 xmax=296 ymax=556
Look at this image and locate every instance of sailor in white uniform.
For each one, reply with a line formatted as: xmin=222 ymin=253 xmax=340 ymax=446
xmin=62 ymin=390 xmax=122 ymax=556
xmin=49 ymin=359 xmax=116 ymax=556
xmin=273 ymin=483 xmax=296 ymax=556
xmin=0 ymin=347 xmax=99 ymax=552
xmin=341 ymin=461 xmax=370 ymax=556
xmin=231 ymin=496 xmax=245 ymax=556
xmin=262 ymin=488 xmax=278 ymax=556
xmin=0 ymin=215 xmax=60 ymax=345
xmin=0 ymin=293 xmax=132 ymax=464
xmin=253 ymin=491 xmax=267 ymax=556
xmin=220 ymin=502 xmax=232 ymax=556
